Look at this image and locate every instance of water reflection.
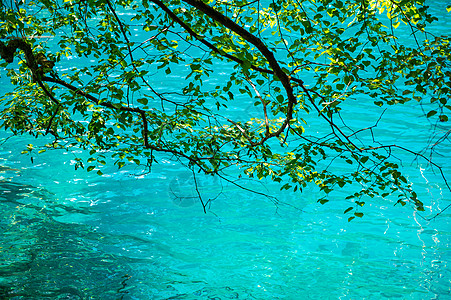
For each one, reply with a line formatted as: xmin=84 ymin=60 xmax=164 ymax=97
xmin=0 ymin=180 xmax=135 ymax=299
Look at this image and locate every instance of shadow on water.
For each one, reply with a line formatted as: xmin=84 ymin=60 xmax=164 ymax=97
xmin=0 ymin=180 xmax=137 ymax=299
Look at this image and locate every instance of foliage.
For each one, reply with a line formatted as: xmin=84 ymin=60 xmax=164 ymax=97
xmin=0 ymin=0 xmax=450 ymax=218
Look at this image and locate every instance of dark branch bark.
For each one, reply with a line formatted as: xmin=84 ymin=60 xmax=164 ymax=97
xmin=0 ymin=38 xmax=40 ymax=80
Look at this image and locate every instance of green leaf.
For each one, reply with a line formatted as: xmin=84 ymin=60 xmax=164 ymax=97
xmin=354 ymin=212 xmax=364 ymax=218
xmin=87 ymin=166 xmax=95 ymax=172
xmin=137 ymin=98 xmax=148 ymax=105
xmin=344 ymin=207 xmax=353 ymax=214
xmin=318 ymin=199 xmax=329 ymax=205
xmin=396 ymin=200 xmax=406 ymax=206
xmin=427 ymin=110 xmax=437 ymax=118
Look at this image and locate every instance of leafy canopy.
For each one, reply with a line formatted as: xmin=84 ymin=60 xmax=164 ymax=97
xmin=1 ymin=0 xmax=450 ymax=219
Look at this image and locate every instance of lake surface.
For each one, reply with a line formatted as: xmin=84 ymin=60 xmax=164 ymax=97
xmin=1 ymin=2 xmax=450 ymax=299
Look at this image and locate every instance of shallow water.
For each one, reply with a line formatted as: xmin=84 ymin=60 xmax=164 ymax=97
xmin=1 ymin=2 xmax=451 ymax=299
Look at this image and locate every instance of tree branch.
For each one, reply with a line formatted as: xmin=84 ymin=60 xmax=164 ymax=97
xmin=181 ymin=0 xmax=297 ymax=112
xmin=153 ymin=0 xmax=297 ymax=143
xmin=150 ymin=0 xmax=275 ymax=76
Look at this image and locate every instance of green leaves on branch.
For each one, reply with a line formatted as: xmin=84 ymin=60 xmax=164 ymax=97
xmin=0 ymin=0 xmax=449 ymax=218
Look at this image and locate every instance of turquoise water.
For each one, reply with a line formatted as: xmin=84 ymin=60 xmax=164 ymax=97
xmin=1 ymin=130 xmax=450 ymax=299
xmin=1 ymin=3 xmax=451 ymax=300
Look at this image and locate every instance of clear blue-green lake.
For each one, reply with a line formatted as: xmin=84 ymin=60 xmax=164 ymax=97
xmin=1 ymin=2 xmax=450 ymax=299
